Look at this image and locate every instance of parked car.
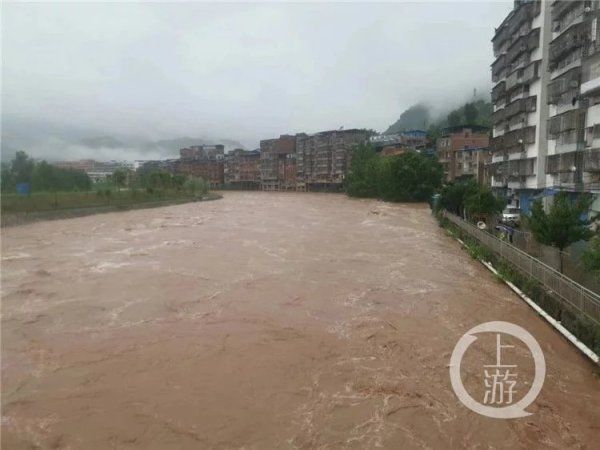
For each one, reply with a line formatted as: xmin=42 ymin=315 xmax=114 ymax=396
xmin=501 ymin=206 xmax=521 ymax=226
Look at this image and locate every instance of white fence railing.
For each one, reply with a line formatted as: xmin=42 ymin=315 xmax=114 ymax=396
xmin=444 ymin=212 xmax=600 ymax=325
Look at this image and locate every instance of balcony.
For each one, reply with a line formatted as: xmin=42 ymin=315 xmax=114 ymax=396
xmin=585 ymin=103 xmax=600 ymax=128
xmin=506 ymin=28 xmax=540 ymax=65
xmin=490 ymin=157 xmax=536 ymax=179
xmin=492 ymin=54 xmax=507 ymax=80
xmin=551 ymin=1 xmax=586 ymax=34
xmin=549 ymin=21 xmax=588 ymax=68
xmin=508 ymin=113 xmax=532 ymax=131
xmin=546 ymin=150 xmax=582 ymax=173
xmin=493 ymin=96 xmax=537 ymax=128
xmin=584 ymin=148 xmax=600 ymax=171
xmin=494 ymin=2 xmax=541 ymax=60
xmin=551 ymin=0 xmax=584 ymax=23
xmin=547 ymin=67 xmax=581 ymax=103
xmin=581 ymin=55 xmax=600 ymax=95
xmin=491 ymin=126 xmax=536 ymax=153
xmin=507 ymin=60 xmax=540 ymax=93
xmin=506 ymin=96 xmax=537 ymax=118
xmin=492 ymin=81 xmax=506 ymax=103
xmin=548 ymin=108 xmax=586 ymax=138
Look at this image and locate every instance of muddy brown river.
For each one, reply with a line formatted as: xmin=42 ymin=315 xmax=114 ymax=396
xmin=2 ymin=192 xmax=599 ymax=448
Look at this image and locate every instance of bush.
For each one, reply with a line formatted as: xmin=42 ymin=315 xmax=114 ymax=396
xmin=581 ymin=234 xmax=600 ymax=281
xmin=184 ymin=176 xmax=209 ymax=197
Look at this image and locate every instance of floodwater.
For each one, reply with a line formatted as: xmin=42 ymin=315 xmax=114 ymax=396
xmin=1 ymin=191 xmax=599 ymax=449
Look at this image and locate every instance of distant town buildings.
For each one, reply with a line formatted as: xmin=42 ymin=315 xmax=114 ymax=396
xmin=180 ymin=145 xmax=225 ymax=161
xmin=370 ymin=130 xmax=428 ymax=156
xmin=436 ymin=126 xmax=491 ymax=184
xmin=492 ymin=0 xmax=600 ymax=213
xmin=254 ymin=129 xmax=368 ymax=191
xmin=60 ymin=128 xmax=426 ymax=192
xmin=52 ymin=159 xmax=133 ymax=182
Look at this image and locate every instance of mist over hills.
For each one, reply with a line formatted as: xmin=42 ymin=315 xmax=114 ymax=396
xmin=2 ymin=91 xmax=493 ymax=164
xmin=383 ymin=97 xmax=492 ymax=135
xmin=384 ymin=104 xmax=431 ymax=135
xmin=1 ymin=117 xmax=245 ymax=162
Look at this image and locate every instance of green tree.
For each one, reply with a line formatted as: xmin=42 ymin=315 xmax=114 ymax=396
xmin=1 ymin=162 xmax=16 ymax=193
xmin=528 ymin=192 xmax=594 ymax=273
xmin=377 ymin=152 xmax=443 ymax=202
xmin=437 ymin=180 xmax=478 ymax=216
xmin=581 ymin=234 xmax=600 ymax=280
xmin=465 ymin=187 xmax=505 ymax=217
xmin=31 ymin=161 xmax=91 ymax=192
xmin=12 ymin=151 xmax=34 ymax=184
xmin=345 ymin=144 xmax=379 ymax=198
xmin=345 ymin=147 xmax=443 ymax=202
xmin=464 ymin=102 xmax=478 ymax=125
xmin=113 ymin=169 xmax=127 ymax=188
xmin=31 ymin=161 xmax=56 ymax=191
xmin=427 ymin=123 xmax=442 ymax=145
xmin=172 ymin=174 xmax=186 ymax=191
xmin=447 ymin=110 xmax=463 ymax=127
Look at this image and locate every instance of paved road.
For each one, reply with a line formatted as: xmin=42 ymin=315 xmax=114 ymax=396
xmin=2 ymin=192 xmax=599 ymax=448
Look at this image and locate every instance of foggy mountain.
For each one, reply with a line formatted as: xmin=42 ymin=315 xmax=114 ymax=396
xmin=1 ymin=116 xmax=245 ymax=162
xmin=383 ymin=95 xmax=493 ymax=135
xmin=384 ymin=104 xmax=431 ymax=135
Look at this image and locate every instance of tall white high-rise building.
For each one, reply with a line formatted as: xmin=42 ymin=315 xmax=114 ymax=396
xmin=491 ymin=0 xmax=552 ymax=213
xmin=491 ymin=0 xmax=600 ymax=215
xmin=546 ymin=1 xmax=600 ymax=198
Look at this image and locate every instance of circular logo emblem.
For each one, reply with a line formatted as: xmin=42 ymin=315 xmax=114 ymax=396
xmin=449 ymin=321 xmax=546 ymax=419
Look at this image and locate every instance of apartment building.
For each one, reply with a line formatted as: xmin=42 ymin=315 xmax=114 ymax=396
xmin=491 ymin=0 xmax=551 ymax=213
xmin=436 ymin=126 xmax=491 ymax=184
xmin=259 ymin=135 xmax=297 ymax=191
xmin=546 ymin=1 xmax=600 ymax=196
xmin=492 ymin=0 xmax=600 ymax=214
xmin=180 ymin=145 xmax=225 ymax=161
xmin=296 ymin=129 xmax=368 ymax=190
xmin=224 ymin=149 xmax=261 ymax=189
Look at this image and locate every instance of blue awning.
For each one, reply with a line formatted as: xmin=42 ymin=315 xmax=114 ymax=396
xmin=532 ymin=188 xmax=559 ymax=200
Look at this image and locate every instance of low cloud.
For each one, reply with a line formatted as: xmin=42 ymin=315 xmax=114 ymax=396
xmin=2 ymin=1 xmax=512 ymax=161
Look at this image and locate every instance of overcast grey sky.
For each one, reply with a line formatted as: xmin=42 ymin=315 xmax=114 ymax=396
xmin=2 ymin=1 xmax=512 ymax=159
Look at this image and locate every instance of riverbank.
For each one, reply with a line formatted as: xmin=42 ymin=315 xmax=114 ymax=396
xmin=436 ymin=210 xmax=600 ymax=357
xmin=1 ymin=191 xmax=222 ymax=227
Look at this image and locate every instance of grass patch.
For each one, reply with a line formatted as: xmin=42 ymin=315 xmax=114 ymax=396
xmin=1 ymin=190 xmax=222 ymax=227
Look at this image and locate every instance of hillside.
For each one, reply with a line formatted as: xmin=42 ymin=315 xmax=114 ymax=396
xmin=384 ymin=98 xmax=492 ymax=136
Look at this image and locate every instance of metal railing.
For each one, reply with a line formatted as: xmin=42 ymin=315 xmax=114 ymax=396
xmin=444 ymin=212 xmax=600 ymax=325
